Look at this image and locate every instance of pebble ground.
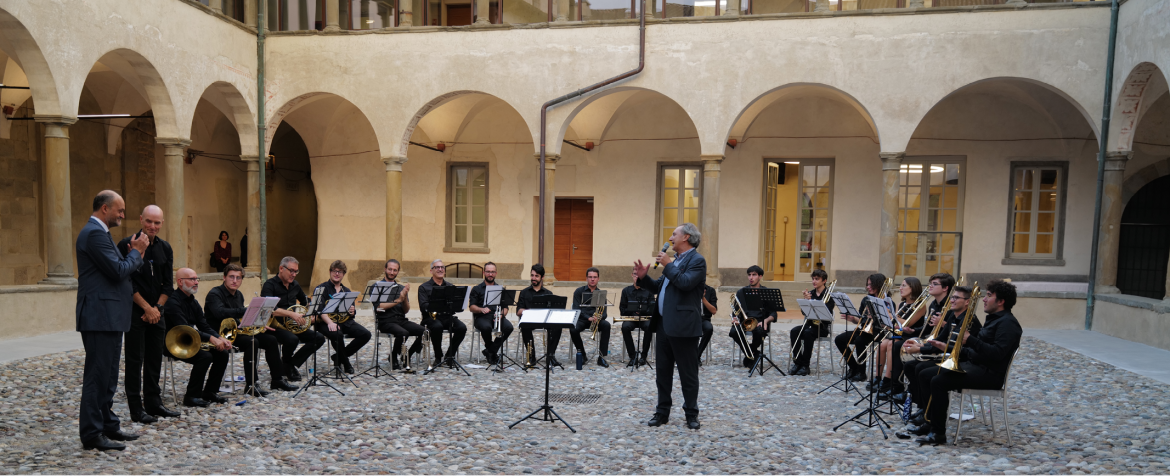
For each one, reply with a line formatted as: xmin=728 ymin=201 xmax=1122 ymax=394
xmin=1 ymin=326 xmax=1167 ymax=474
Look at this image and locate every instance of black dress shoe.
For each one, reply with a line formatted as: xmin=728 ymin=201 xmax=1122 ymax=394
xmin=890 ymin=392 xmax=909 ymax=404
xmin=848 ymin=370 xmax=867 ymax=382
xmin=244 ymin=385 xmax=270 ymax=397
xmin=597 ymin=356 xmax=609 ymax=368
xmin=203 ymin=393 xmax=228 ymax=404
xmin=82 ymin=435 xmax=125 ymax=451
xmin=287 ymin=366 xmax=303 ymax=382
xmin=647 ymin=414 xmax=669 ymax=427
xmin=904 ymin=422 xmax=932 ymax=436
xmin=686 ymin=417 xmax=701 ymax=430
xmin=183 ymin=396 xmax=210 ymax=408
xmin=146 ymin=405 xmax=181 ymax=418
xmin=548 ymin=356 xmax=563 ymax=368
xmin=916 ymin=431 xmax=946 ymax=446
xmin=104 ymin=430 xmax=139 ymax=441
xmin=129 ymin=410 xmax=157 ymax=424
xmin=343 ymin=360 xmax=355 ymax=374
xmin=795 ymin=366 xmax=810 ymax=376
xmin=638 ymin=357 xmax=649 ymax=366
xmin=626 ymin=359 xmax=636 ymax=367
xmin=742 ymin=357 xmax=755 ymax=368
xmin=788 ymin=364 xmax=801 ymax=374
xmin=271 ymin=377 xmax=299 ymax=391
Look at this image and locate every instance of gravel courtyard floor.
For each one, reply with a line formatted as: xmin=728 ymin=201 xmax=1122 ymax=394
xmin=0 ymin=334 xmax=1167 ymax=474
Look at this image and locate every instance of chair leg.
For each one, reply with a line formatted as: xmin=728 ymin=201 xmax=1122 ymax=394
xmin=1003 ymin=393 xmax=1012 ymax=446
xmin=229 ymin=349 xmax=236 ymax=393
xmin=953 ymin=391 xmax=964 ymax=445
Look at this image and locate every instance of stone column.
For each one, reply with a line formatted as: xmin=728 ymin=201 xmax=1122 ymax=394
xmin=907 ymin=0 xmax=924 ymax=7
xmin=37 ymin=116 xmax=78 ymax=285
xmin=700 ymin=155 xmax=723 ymax=287
xmin=539 ymin=153 xmax=559 ymax=283
xmin=242 ymin=156 xmax=262 ymax=273
xmin=723 ymin=0 xmax=740 ymax=15
xmin=157 ymin=138 xmax=191 ymax=269
xmin=210 ymin=0 xmax=224 ymax=13
xmin=1096 ymin=150 xmax=1132 ymax=294
xmin=814 ymin=0 xmax=830 ymax=11
xmin=384 ymin=156 xmax=408 ymax=260
xmin=245 ymin=0 xmax=257 ymax=27
xmin=325 ymin=0 xmax=341 ymax=31
xmin=400 ymin=0 xmax=414 ymax=26
xmin=879 ymin=152 xmax=903 ymax=279
xmin=556 ymin=0 xmax=570 ymax=21
xmin=476 ymin=0 xmax=492 ymax=23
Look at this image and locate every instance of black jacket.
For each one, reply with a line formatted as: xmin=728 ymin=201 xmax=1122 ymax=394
xmin=573 ymin=286 xmax=608 ymax=320
xmin=417 ymin=279 xmax=457 ymax=319
xmin=469 ymin=281 xmax=505 ymax=320
xmin=162 ymin=289 xmax=218 ymax=342
xmin=635 ymin=248 xmax=706 ymax=338
xmin=619 ymin=285 xmax=655 ymax=317
xmin=958 ymin=310 xmax=1022 ymax=376
xmin=117 ymin=232 xmax=174 ymax=325
xmin=204 ymin=284 xmax=245 ymax=330
xmin=374 ymin=280 xmax=409 ymax=324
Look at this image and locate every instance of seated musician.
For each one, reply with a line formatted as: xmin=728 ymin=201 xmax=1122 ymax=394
xmin=204 ymin=264 xmax=297 ymax=396
xmin=729 ymin=266 xmax=775 ymax=368
xmin=417 ymin=259 xmax=468 ymax=368
xmin=312 ymin=260 xmax=372 ymax=374
xmin=833 ymin=273 xmax=885 ymax=382
xmin=619 ymin=268 xmax=655 ymax=367
xmin=899 ymin=284 xmax=983 ymax=431
xmin=697 ymin=284 xmax=717 ymax=362
xmin=470 ymin=262 xmax=513 ymax=366
xmin=897 ymin=280 xmax=1018 ymax=445
xmin=788 ymin=269 xmax=835 ymax=376
xmin=374 ymin=259 xmax=423 ymax=371
xmin=162 ymin=268 xmax=232 ymax=407
xmin=261 ymin=256 xmax=326 ymax=382
xmin=517 ymin=264 xmax=562 ymax=369
xmin=887 ymin=273 xmax=954 ymax=402
xmin=570 ymin=267 xmax=612 ymax=368
xmin=872 ymin=277 xmax=922 ymax=398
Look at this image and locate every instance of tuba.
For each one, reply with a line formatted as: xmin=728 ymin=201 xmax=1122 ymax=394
xmin=165 ymin=325 xmax=213 ymax=360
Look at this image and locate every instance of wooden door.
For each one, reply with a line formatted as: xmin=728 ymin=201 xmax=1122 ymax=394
xmin=446 ymin=4 xmax=472 ymax=25
xmin=554 ymin=199 xmax=594 ymax=281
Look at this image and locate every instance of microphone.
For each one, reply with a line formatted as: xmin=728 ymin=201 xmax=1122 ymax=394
xmin=653 ymin=242 xmax=670 ymax=269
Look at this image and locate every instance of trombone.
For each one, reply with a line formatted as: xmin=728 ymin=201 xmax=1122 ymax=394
xmin=730 ymin=294 xmax=754 ymax=361
xmin=789 ymin=279 xmax=836 ymax=360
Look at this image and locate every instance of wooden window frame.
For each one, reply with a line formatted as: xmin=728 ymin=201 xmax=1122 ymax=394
xmin=1002 ymin=161 xmax=1068 ymax=266
xmin=445 ymin=162 xmax=490 ymax=253
xmin=654 ymin=163 xmax=703 ymax=254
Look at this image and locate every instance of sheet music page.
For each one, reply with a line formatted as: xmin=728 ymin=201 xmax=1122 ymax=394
xmin=546 ymin=310 xmax=580 ymax=326
xmin=484 ymin=285 xmax=503 ymax=307
xmin=241 ymin=297 xmax=267 ymax=327
xmin=519 ymin=309 xmax=551 ymax=324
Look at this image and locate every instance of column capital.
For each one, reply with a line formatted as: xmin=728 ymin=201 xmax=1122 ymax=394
xmin=155 ymin=137 xmax=192 ymax=148
xmin=241 ymin=155 xmax=261 ymax=171
xmin=700 ymin=154 xmax=723 ymax=172
xmin=880 ymin=152 xmax=905 ymax=170
xmin=536 ymin=153 xmax=561 ymax=169
xmin=32 ymin=115 xmax=77 ymax=126
xmin=1104 ymin=150 xmax=1132 ymax=172
xmin=383 ymin=155 xmax=409 ymax=172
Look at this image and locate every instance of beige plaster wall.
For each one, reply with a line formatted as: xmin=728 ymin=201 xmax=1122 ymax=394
xmin=1092 ymin=299 xmax=1170 ymax=351
xmin=1110 ymin=0 xmax=1170 ymax=151
xmin=0 ymin=287 xmax=76 ymax=339
xmin=186 ymin=99 xmax=247 ymax=273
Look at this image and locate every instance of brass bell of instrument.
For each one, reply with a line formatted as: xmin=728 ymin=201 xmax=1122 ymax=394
xmin=166 ymin=325 xmax=211 ymax=360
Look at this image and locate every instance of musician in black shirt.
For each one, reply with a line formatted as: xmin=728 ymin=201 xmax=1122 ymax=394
xmin=375 ymin=259 xmax=423 ymax=370
xmin=697 ymin=285 xmax=716 ymax=360
xmin=312 ymin=260 xmax=371 ymax=374
xmin=162 ymin=268 xmax=232 ymax=407
xmin=417 ymin=259 xmax=468 ymax=367
xmin=619 ymin=268 xmax=654 ymax=366
xmin=834 ymin=273 xmax=885 ymax=381
xmin=887 ymin=273 xmax=953 ymax=401
xmin=260 ymin=257 xmax=326 ymax=381
xmin=469 ymin=262 xmax=512 ymax=366
xmin=898 ymin=280 xmax=1019 ymax=445
xmin=204 ymin=265 xmax=297 ymax=396
xmin=788 ymin=269 xmax=835 ymax=376
xmin=116 ymin=205 xmax=177 ymax=422
xmin=570 ymin=268 xmax=611 ymax=368
xmin=516 ymin=264 xmax=562 ymax=368
xmin=729 ymin=266 xmax=776 ymax=368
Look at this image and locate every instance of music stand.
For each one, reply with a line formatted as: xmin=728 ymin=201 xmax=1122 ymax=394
xmin=240 ymin=297 xmax=279 ymax=398
xmin=820 ymin=292 xmax=862 ymax=397
xmin=742 ymin=288 xmax=786 ymax=377
xmin=423 ymin=286 xmax=471 ymax=376
xmin=359 ymin=282 xmax=403 ymax=380
xmin=511 ymin=309 xmax=581 ymax=433
xmin=484 ymin=288 xmax=524 ymax=373
xmin=294 ymin=292 xmax=349 ymax=398
xmin=527 ymin=295 xmax=568 ymax=370
xmin=833 ymin=299 xmax=892 ymax=439
xmin=616 ymin=297 xmax=654 ymax=371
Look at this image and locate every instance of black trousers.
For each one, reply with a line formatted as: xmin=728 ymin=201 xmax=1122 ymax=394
xmin=378 ymin=319 xmax=425 ymax=356
xmin=423 ymin=316 xmax=467 ymax=359
xmin=655 ymin=332 xmax=701 ymax=419
xmin=697 ymin=319 xmax=714 ymax=356
xmin=729 ymin=323 xmax=768 ymax=358
xmin=789 ymin=320 xmax=831 ymax=367
xmin=571 ymin=317 xmax=611 ymax=356
xmin=315 ymin=319 xmax=372 ymax=363
xmin=520 ymin=327 xmax=563 ymax=360
xmin=917 ymin=362 xmax=1004 ymax=431
xmin=473 ymin=316 xmax=514 ymax=356
xmin=236 ymin=333 xmax=284 ymax=386
xmin=273 ymin=328 xmax=326 ymax=368
xmin=79 ymin=331 xmax=123 ymax=442
xmin=835 ymin=329 xmax=875 ymax=373
xmin=123 ymin=315 xmax=164 ymax=410
xmin=173 ymin=348 xmax=229 ymax=399
xmin=889 ymin=337 xmax=911 ymax=382
xmin=621 ymin=320 xmax=654 ymax=360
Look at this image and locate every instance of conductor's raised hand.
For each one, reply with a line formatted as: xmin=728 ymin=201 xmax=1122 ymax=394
xmin=633 ymin=260 xmax=650 ymax=279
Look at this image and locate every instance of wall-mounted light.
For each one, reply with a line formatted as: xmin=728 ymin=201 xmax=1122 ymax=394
xmin=727 ymin=138 xmax=738 ymax=148
xmin=436 ymin=142 xmax=446 ymax=152
xmin=186 ymin=149 xmax=200 ymax=164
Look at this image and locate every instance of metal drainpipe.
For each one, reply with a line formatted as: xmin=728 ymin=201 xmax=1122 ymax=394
xmin=537 ymin=0 xmax=646 ymax=265
xmin=1085 ymin=0 xmax=1121 ymax=331
xmin=257 ymin=0 xmax=269 ymax=281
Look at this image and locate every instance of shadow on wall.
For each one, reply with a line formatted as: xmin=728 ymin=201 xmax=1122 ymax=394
xmin=267 ymin=122 xmax=318 ymax=288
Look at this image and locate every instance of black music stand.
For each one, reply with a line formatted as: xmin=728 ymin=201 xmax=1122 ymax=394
xmin=510 ymin=309 xmax=581 ymax=433
xmin=619 ymin=297 xmax=655 ymax=371
xmin=293 ymin=291 xmax=348 ymax=398
xmin=527 ymin=295 xmax=568 ymax=370
xmin=820 ymin=292 xmax=863 ymax=397
xmin=240 ymin=297 xmax=278 ymax=398
xmin=484 ymin=288 xmax=524 ymax=374
xmin=833 ymin=313 xmax=891 ymax=439
xmin=423 ymin=286 xmax=471 ymax=376
xmin=742 ymin=288 xmax=786 ymax=377
xmin=359 ymin=282 xmax=402 ymax=381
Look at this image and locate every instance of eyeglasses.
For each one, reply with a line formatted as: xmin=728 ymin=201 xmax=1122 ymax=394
xmin=283 ymin=267 xmax=300 ymax=274
xmin=928 ymin=282 xmax=941 ymax=287
xmin=432 ymin=266 xmax=444 ymax=270
xmin=179 ymin=277 xmax=200 ymax=283
xmin=225 ymin=275 xmax=243 ymax=281
xmin=330 ymin=269 xmax=345 ymax=274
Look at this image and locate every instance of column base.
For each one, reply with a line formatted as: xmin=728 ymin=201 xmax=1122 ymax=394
xmin=39 ymin=274 xmax=78 ymax=286
xmin=544 ymin=274 xmax=557 ymax=286
xmin=324 ymin=25 xmax=341 ymax=32
xmin=1095 ymin=285 xmax=1121 ymax=295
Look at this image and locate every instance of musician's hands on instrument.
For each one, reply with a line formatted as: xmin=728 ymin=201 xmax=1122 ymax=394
xmin=904 ymin=340 xmax=922 ymax=353
xmin=265 ymin=326 xmax=276 ymax=332
xmin=961 ymin=330 xmax=969 ymax=344
xmin=143 ymin=305 xmax=161 ymax=324
xmin=348 ymin=305 xmax=356 ymax=315
xmin=211 ymin=336 xmax=231 ymax=351
xmin=291 ymin=312 xmax=307 ymax=327
xmin=928 ymin=312 xmax=941 ymax=327
xmin=927 ymin=339 xmax=946 ymax=351
xmin=323 ymin=315 xmax=339 ymax=332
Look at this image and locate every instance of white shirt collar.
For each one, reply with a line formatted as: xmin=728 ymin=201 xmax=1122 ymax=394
xmin=90 ymin=216 xmax=109 ymax=233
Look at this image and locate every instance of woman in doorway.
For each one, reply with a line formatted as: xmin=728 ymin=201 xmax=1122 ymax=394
xmin=213 ymin=231 xmax=232 ymax=273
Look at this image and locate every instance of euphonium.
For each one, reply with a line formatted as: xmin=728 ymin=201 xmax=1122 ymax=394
xmin=165 ymin=325 xmax=213 ymax=360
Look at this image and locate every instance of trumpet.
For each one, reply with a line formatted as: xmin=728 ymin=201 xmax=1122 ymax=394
xmin=730 ymin=294 xmax=754 ymax=361
xmin=790 ymin=279 xmax=836 ymax=359
xmin=400 ymin=334 xmax=414 ymax=373
xmin=588 ymin=300 xmax=604 ymax=340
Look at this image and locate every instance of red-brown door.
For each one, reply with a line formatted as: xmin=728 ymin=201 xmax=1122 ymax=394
xmin=446 ymin=4 xmax=472 ymax=25
xmin=554 ymin=199 xmax=594 ymax=281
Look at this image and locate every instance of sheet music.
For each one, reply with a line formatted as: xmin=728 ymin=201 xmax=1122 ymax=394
xmin=241 ymin=297 xmax=268 ymax=327
xmin=519 ymin=309 xmax=551 ymax=324
xmin=797 ymin=299 xmax=834 ymax=322
xmin=321 ymin=291 xmax=360 ymax=314
xmin=832 ymin=292 xmax=859 ymax=317
xmin=461 ymin=286 xmax=473 ymax=311
xmin=367 ymin=282 xmax=400 ymax=304
xmin=546 ymin=310 xmax=580 ymax=326
xmin=484 ymin=285 xmax=503 ymax=307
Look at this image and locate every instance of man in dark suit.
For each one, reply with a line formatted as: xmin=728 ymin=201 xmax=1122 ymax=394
xmin=634 ymin=222 xmax=706 ymax=430
xmin=76 ymin=190 xmax=148 ymax=451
